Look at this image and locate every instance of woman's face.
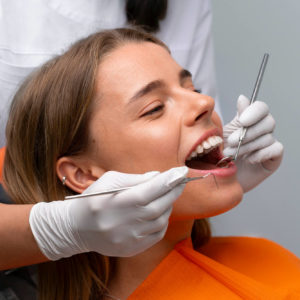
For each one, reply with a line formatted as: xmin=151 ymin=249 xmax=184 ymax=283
xmin=87 ymin=42 xmax=243 ymax=220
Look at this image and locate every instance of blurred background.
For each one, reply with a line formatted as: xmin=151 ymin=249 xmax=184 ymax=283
xmin=210 ymin=0 xmax=300 ymax=256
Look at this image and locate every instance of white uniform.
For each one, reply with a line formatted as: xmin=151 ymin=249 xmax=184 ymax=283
xmin=0 ymin=0 xmax=220 ymax=147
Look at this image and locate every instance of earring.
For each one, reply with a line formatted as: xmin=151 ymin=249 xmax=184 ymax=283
xmin=62 ymin=176 xmax=67 ymax=185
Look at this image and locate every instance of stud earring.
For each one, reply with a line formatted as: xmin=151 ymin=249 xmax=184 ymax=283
xmin=62 ymin=176 xmax=67 ymax=185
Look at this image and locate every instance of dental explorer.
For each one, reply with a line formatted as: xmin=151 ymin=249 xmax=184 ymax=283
xmin=65 ymin=173 xmax=218 ymax=200
xmin=216 ymin=53 xmax=269 ymax=168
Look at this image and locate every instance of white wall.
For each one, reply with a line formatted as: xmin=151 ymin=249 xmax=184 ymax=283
xmin=210 ymin=0 xmax=300 ymax=256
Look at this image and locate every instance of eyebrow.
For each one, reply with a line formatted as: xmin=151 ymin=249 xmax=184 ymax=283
xmin=128 ymin=68 xmax=192 ymax=104
xmin=179 ymin=69 xmax=192 ymax=85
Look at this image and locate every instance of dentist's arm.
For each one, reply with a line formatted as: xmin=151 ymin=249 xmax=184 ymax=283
xmin=0 ymin=203 xmax=48 ymax=270
xmin=1 ymin=167 xmax=187 ymax=270
xmin=223 ymin=95 xmax=283 ymax=192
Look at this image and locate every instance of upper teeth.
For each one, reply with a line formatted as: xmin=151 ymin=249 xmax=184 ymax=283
xmin=186 ymin=135 xmax=223 ymax=161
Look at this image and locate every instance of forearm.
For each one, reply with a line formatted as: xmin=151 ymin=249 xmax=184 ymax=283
xmin=0 ymin=203 xmax=49 ymax=270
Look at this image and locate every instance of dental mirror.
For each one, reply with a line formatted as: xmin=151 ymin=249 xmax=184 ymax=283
xmin=216 ymin=53 xmax=269 ymax=168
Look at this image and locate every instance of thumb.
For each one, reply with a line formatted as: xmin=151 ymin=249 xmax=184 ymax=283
xmin=83 ymin=170 xmax=159 ymax=194
xmin=223 ymin=95 xmax=250 ymax=143
xmin=162 ymin=166 xmax=189 ymax=188
xmin=237 ymin=94 xmax=250 ymax=117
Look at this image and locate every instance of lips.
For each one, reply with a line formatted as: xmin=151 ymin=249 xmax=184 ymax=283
xmin=188 ymin=161 xmax=237 ymax=178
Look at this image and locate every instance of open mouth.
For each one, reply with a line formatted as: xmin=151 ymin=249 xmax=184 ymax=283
xmin=185 ymin=136 xmax=224 ymax=170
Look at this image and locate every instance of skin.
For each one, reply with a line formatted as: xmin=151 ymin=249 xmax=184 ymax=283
xmin=0 ymin=203 xmax=48 ymax=270
xmin=57 ymin=42 xmax=244 ymax=298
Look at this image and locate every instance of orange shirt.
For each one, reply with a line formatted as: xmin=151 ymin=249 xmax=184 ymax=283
xmin=129 ymin=237 xmax=300 ymax=299
xmin=0 ymin=147 xmax=5 ymax=183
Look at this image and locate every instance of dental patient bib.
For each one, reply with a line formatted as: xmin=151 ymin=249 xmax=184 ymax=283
xmin=129 ymin=237 xmax=300 ymax=299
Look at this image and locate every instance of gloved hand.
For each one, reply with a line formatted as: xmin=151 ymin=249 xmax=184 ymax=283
xmin=223 ymin=95 xmax=283 ymax=192
xmin=29 ymin=166 xmax=188 ymax=260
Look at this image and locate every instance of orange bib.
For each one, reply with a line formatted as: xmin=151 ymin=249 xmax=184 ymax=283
xmin=129 ymin=237 xmax=300 ymax=299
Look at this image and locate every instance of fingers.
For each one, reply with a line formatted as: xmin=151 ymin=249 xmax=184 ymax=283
xmin=130 ymin=184 xmax=185 ymax=244
xmin=223 ymin=118 xmax=242 ymax=140
xmin=117 ymin=206 xmax=173 ymax=256
xmin=137 ymin=207 xmax=172 ymax=236
xmin=227 ymin=114 xmax=275 ymax=146
xmin=224 ymin=97 xmax=271 ymax=144
xmin=83 ymin=170 xmax=159 ymax=194
xmin=125 ymin=226 xmax=169 ymax=256
xmin=118 ymin=166 xmax=188 ymax=207
xmin=224 ymin=133 xmax=275 ymax=157
xmin=237 ymin=94 xmax=250 ymax=116
xmin=239 ymin=100 xmax=269 ymax=127
xmin=247 ymin=140 xmax=284 ymax=165
xmin=136 ymin=184 xmax=184 ymax=220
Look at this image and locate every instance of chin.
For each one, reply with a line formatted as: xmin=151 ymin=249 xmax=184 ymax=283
xmin=205 ymin=180 xmax=244 ymax=217
xmin=170 ymin=177 xmax=244 ymax=221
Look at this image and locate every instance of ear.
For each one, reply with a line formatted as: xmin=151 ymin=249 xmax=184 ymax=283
xmin=56 ymin=156 xmax=105 ymax=193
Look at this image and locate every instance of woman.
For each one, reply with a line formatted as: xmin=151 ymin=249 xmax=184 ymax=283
xmin=0 ymin=0 xmax=283 ymax=272
xmin=3 ymin=28 xmax=299 ymax=299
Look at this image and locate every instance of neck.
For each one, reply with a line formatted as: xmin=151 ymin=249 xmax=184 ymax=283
xmin=107 ymin=220 xmax=194 ymax=299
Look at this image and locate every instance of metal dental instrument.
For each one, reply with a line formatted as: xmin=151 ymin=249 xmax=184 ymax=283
xmin=216 ymin=53 xmax=269 ymax=168
xmin=65 ymin=173 xmax=218 ymax=200
xmin=183 ymin=173 xmax=218 ymax=188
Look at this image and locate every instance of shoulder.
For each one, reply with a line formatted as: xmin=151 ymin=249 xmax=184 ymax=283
xmin=199 ymin=236 xmax=300 ymax=287
xmin=202 ymin=235 xmax=294 ymax=252
xmin=200 ymin=236 xmax=300 ymax=263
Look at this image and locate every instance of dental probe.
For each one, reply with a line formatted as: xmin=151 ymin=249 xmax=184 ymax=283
xmin=216 ymin=53 xmax=269 ymax=167
xmin=65 ymin=173 xmax=218 ymax=200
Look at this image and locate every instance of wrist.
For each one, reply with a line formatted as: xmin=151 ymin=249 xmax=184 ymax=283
xmin=29 ymin=201 xmax=85 ymax=261
xmin=0 ymin=203 xmax=48 ymax=270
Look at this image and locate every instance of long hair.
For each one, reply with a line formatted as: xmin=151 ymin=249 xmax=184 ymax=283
xmin=3 ymin=28 xmax=210 ymax=300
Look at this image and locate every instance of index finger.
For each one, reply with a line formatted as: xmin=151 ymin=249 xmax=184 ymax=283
xmin=115 ymin=166 xmax=188 ymax=207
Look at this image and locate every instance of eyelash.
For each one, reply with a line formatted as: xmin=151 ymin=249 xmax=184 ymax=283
xmin=141 ymin=104 xmax=164 ymax=117
xmin=141 ymin=88 xmax=201 ymax=117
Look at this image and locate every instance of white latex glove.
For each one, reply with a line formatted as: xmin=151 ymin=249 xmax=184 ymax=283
xmin=29 ymin=166 xmax=188 ymax=260
xmin=223 ymin=95 xmax=283 ymax=192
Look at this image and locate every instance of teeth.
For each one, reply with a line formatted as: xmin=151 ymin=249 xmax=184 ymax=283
xmin=186 ymin=135 xmax=223 ymax=161
xmin=208 ymin=136 xmax=218 ymax=146
xmin=196 ymin=145 xmax=204 ymax=154
xmin=202 ymin=141 xmax=211 ymax=150
xmin=191 ymin=151 xmax=197 ymax=158
xmin=215 ymin=136 xmax=223 ymax=143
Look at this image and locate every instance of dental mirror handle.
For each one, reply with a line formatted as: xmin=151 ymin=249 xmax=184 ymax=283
xmin=234 ymin=53 xmax=269 ymax=160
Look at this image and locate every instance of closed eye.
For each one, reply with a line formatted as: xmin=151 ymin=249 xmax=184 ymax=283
xmin=141 ymin=104 xmax=164 ymax=117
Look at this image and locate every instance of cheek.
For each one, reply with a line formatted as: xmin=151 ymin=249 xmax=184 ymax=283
xmin=89 ymin=119 xmax=182 ymax=173
xmin=212 ymin=111 xmax=223 ymax=132
xmin=123 ymin=122 xmax=181 ymax=171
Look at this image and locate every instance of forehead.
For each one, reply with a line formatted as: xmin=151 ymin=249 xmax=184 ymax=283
xmin=95 ymin=42 xmax=182 ymax=98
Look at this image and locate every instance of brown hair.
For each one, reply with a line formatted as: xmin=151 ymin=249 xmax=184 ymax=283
xmin=3 ymin=28 xmax=210 ymax=300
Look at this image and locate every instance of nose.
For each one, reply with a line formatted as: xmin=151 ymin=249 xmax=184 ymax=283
xmin=180 ymin=91 xmax=215 ymax=127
